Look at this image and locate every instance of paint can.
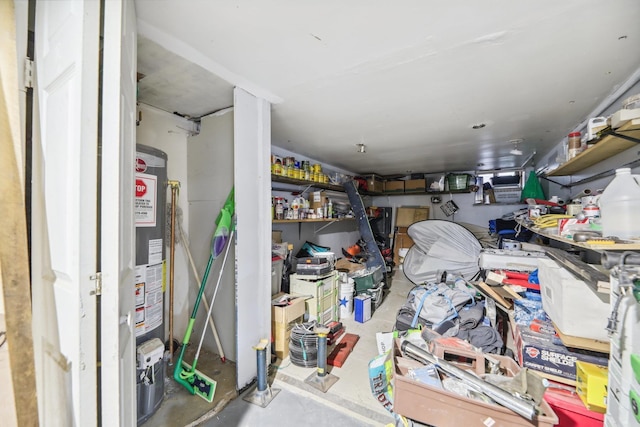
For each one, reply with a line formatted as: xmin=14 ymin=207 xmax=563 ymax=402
xmin=566 ymin=204 xmax=582 ymax=216
xmin=582 ymin=203 xmax=600 ymax=219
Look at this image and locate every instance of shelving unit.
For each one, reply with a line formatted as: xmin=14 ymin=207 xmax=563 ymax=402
xmin=271 ymin=174 xmax=344 ymax=192
xmin=271 ymin=173 xmax=474 ymax=196
xmin=547 ymin=120 xmax=640 ymax=176
xmin=380 ymin=189 xmax=472 ymax=196
xmin=516 ymin=219 xmax=640 ymax=251
xmin=272 ymin=218 xmax=354 ymax=224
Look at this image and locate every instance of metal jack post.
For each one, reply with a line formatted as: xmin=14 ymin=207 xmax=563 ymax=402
xmin=243 ymin=339 xmax=280 ymax=407
xmin=305 ymin=326 xmax=339 ymax=392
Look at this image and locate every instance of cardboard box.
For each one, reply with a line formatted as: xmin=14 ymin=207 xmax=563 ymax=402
xmin=395 ymin=207 xmax=430 ymax=227
xmin=309 ymin=190 xmax=326 ymax=210
xmin=354 ymin=295 xmax=371 ymax=323
xmin=393 ymin=227 xmax=415 ymax=266
xmin=404 ymin=178 xmax=426 ymax=192
xmin=383 ymin=180 xmax=404 ymax=193
xmin=392 ymin=339 xmax=559 ymax=426
xmin=272 ymin=315 xmax=303 ymax=360
xmin=271 ymin=293 xmax=307 ymax=324
xmin=512 ymin=320 xmax=609 ymax=384
xmin=272 ymin=230 xmax=283 ymax=243
xmin=576 ymin=361 xmax=608 ymax=413
xmin=362 ymin=174 xmax=384 ymax=193
xmin=271 ymin=293 xmax=307 ymax=360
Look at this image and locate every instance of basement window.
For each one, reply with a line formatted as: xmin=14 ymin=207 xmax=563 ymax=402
xmin=477 ymin=170 xmax=523 ymax=189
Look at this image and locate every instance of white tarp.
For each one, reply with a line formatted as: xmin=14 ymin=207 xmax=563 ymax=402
xmin=403 ymin=220 xmax=482 ymax=284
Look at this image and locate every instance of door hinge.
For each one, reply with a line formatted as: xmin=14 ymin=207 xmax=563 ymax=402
xmin=90 ymin=272 xmax=102 ymax=296
xmin=24 ymin=58 xmax=33 ymax=89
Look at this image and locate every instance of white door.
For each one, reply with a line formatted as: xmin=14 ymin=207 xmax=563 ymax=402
xmin=33 ymin=1 xmax=101 ymax=425
xmin=100 ymin=0 xmax=137 ymax=425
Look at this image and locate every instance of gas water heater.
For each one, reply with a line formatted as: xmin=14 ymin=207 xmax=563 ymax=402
xmin=134 ymin=145 xmax=168 ymax=424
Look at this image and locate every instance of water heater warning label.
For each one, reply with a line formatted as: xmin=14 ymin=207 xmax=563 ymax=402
xmin=135 ymin=262 xmax=164 ymax=337
xmin=135 ymin=172 xmax=157 ymax=227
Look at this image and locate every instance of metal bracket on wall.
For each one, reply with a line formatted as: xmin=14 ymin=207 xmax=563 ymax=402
xmin=606 ymin=129 xmax=640 ymax=145
xmin=314 ymin=220 xmax=339 ymax=234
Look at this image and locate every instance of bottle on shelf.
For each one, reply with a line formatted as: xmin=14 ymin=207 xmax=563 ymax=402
xmin=599 ymin=168 xmax=640 ymax=240
xmin=275 ymin=197 xmax=284 ymax=220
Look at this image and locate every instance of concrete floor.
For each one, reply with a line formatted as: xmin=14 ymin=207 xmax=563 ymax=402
xmin=142 ymin=269 xmax=414 ymax=426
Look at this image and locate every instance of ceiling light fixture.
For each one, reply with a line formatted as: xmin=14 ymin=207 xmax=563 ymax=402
xmin=509 ymin=139 xmax=523 ymax=156
xmin=356 ymin=143 xmax=366 ymax=153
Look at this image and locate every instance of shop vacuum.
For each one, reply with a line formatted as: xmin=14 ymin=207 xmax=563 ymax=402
xmin=134 ymin=145 xmax=168 ymax=424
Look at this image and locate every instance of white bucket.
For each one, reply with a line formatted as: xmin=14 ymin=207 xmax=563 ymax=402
xmin=339 ymin=279 xmax=355 ymax=319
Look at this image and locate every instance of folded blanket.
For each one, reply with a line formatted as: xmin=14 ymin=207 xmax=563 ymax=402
xmin=456 ymin=325 xmax=503 ymax=354
xmin=458 ymin=302 xmax=484 ymax=330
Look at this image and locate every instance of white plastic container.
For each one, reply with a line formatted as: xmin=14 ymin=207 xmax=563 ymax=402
xmin=538 ymin=259 xmax=610 ymax=341
xmin=599 ymin=168 xmax=640 ymax=240
xmin=339 ymin=278 xmax=354 ymax=319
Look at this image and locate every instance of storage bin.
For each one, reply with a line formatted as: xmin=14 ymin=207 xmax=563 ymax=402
xmin=446 ymin=173 xmax=474 ymax=191
xmin=393 ymin=339 xmax=558 ymax=427
xmin=544 ymin=388 xmax=604 ymax=427
xmin=351 ymin=265 xmax=383 ymax=293
xmin=538 ymin=259 xmax=610 ymax=341
xmin=576 ymin=361 xmax=608 ymax=413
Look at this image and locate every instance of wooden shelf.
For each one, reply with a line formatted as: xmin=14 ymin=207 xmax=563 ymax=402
xmin=368 ymin=189 xmax=472 ymax=196
xmin=272 ymin=218 xmax=354 ymax=224
xmin=271 ymin=174 xmax=474 ymax=196
xmin=547 ymin=119 xmax=640 ymax=176
xmin=517 ymin=219 xmax=640 ymax=251
xmin=271 ymin=174 xmax=344 ymax=192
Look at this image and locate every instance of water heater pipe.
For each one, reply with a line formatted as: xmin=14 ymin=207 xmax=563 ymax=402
xmin=168 ymin=180 xmax=180 ymax=362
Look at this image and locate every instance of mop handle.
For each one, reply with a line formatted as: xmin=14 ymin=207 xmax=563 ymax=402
xmin=179 ymin=224 xmax=226 ymax=361
xmin=194 ymin=229 xmax=235 ymax=361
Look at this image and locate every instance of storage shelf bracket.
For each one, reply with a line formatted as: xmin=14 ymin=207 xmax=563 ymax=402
xmin=314 ymin=220 xmax=338 ymax=234
xmin=606 ymin=129 xmax=640 ymax=145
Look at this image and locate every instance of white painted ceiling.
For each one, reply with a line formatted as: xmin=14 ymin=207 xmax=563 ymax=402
xmin=135 ymin=0 xmax=640 ymax=176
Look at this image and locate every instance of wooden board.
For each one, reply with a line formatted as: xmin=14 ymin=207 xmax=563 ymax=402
xmin=473 ymin=282 xmax=513 ymax=310
xmin=393 ymin=228 xmax=415 ymax=266
xmin=327 ymin=333 xmax=360 ymax=367
xmin=553 ymin=322 xmax=610 ymax=354
xmin=395 ymin=207 xmax=430 ymax=227
xmin=502 ymin=285 xmax=524 ymax=301
xmin=548 ymin=120 xmax=640 ymax=176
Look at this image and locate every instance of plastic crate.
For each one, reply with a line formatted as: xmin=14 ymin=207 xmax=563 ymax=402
xmin=351 ymin=266 xmax=383 ymax=293
xmin=446 ymin=173 xmax=473 ymax=191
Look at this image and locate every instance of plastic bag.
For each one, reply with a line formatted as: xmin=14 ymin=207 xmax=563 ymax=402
xmin=407 ymin=279 xmax=475 ymax=326
xmin=520 ymin=171 xmax=545 ymax=201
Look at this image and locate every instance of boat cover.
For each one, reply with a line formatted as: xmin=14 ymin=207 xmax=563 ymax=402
xmin=403 ymin=220 xmax=482 ymax=284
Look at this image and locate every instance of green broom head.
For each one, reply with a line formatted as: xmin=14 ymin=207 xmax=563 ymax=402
xmin=211 ymin=188 xmax=235 ymax=257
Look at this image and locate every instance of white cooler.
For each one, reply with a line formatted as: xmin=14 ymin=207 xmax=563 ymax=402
xmin=538 ymin=258 xmax=610 ymax=341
